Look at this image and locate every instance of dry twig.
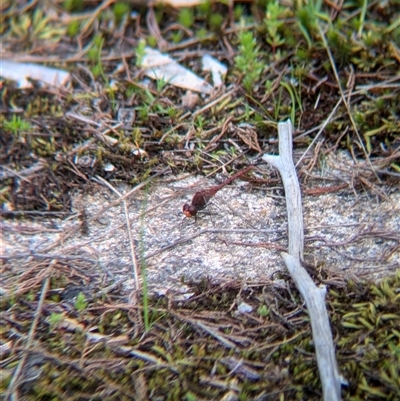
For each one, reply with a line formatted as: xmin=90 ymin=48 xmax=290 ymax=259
xmin=263 ymin=119 xmax=342 ymax=401
xmin=5 ymin=273 xmax=51 ymax=400
xmin=93 ymin=176 xmax=141 ymax=292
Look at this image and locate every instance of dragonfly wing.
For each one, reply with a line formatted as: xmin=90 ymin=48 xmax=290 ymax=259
xmin=191 ymin=191 xmax=212 ymax=211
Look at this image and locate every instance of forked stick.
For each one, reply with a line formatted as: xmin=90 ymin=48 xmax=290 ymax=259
xmin=263 ymin=120 xmax=342 ymax=401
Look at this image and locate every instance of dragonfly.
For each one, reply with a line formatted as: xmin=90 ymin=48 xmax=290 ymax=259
xmin=182 ymin=165 xmax=254 ymax=218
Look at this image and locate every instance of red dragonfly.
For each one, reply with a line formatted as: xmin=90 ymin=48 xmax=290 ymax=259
xmin=182 ymin=165 xmax=254 ymax=218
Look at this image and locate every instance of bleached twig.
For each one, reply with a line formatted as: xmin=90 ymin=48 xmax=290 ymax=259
xmin=262 ymin=119 xmax=342 ymax=401
xmin=263 ymin=121 xmax=304 ymax=261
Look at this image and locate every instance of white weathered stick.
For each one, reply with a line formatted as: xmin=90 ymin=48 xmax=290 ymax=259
xmin=281 ymin=253 xmax=341 ymax=399
xmin=262 ymin=121 xmax=304 ymax=261
xmin=262 ymin=119 xmax=342 ymax=401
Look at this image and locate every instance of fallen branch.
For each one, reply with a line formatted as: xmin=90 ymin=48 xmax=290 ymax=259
xmin=263 ymin=119 xmax=342 ymax=401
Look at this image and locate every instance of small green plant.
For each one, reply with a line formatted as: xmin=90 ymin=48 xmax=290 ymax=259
xmin=280 ymin=81 xmax=297 ymax=124
xmin=155 ymin=75 xmax=168 ymax=93
xmin=166 ymin=106 xmax=179 ymax=122
xmin=209 ymin=13 xmax=224 ymax=31
xmin=257 ymin=304 xmax=270 ymax=317
xmin=194 ymin=115 xmax=205 ymax=130
xmin=361 ymin=29 xmax=382 ymax=48
xmin=265 ymin=79 xmax=273 ymax=94
xmin=113 ymin=2 xmax=130 ymax=25
xmin=196 ymin=27 xmax=208 ymax=38
xmin=88 ymin=34 xmax=103 ymax=62
xmin=131 ymin=127 xmax=143 ymax=145
xmin=171 ymin=30 xmax=183 ymax=43
xmin=9 ymin=9 xmax=65 ymax=42
xmin=178 ymin=8 xmax=194 ymax=29
xmin=197 ymin=0 xmax=211 ymax=16
xmin=91 ymin=63 xmax=102 ymax=77
xmin=88 ymin=34 xmax=108 ymax=80
xmin=67 ymin=20 xmax=80 ymax=37
xmin=49 ymin=312 xmax=64 ymax=325
xmin=147 ymin=35 xmax=158 ymax=48
xmin=63 ymin=0 xmax=84 ymax=12
xmin=135 ymin=39 xmax=147 ymax=67
xmin=74 ymin=292 xmax=88 ymax=311
xmin=280 ymin=66 xmax=303 ymax=125
xmin=137 ymin=104 xmax=150 ymax=122
xmin=264 ymin=1 xmax=288 ymax=52
xmin=242 ymin=102 xmax=253 ymax=121
xmin=3 ymin=115 xmax=32 ymax=135
xmin=327 ymin=28 xmax=352 ymax=67
xmin=295 ymin=0 xmax=323 ymax=48
xmin=234 ymin=5 xmax=245 ymax=21
xmin=357 ymin=0 xmax=368 ymax=37
xmin=234 ymin=31 xmax=264 ymax=93
xmin=186 ymin=392 xmax=197 ymax=401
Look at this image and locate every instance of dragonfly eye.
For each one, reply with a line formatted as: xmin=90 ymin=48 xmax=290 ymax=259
xmin=183 ymin=203 xmax=196 ymax=218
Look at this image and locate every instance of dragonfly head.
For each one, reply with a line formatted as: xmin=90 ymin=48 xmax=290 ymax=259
xmin=183 ymin=203 xmax=197 ymax=218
